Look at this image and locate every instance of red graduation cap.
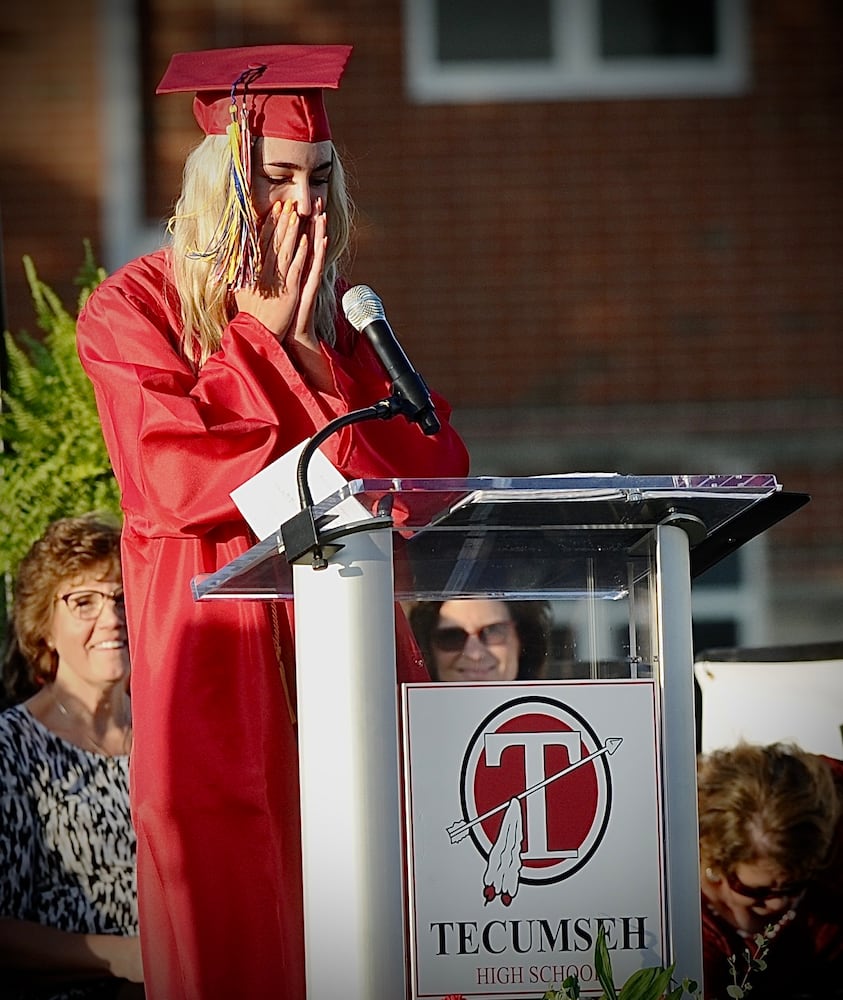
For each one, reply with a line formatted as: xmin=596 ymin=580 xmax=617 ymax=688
xmin=156 ymin=44 xmax=353 ymax=142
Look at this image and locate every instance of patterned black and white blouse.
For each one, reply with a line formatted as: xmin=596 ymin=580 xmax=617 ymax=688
xmin=0 ymin=703 xmax=138 ymax=999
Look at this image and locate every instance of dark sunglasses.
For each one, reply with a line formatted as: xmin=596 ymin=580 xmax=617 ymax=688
xmin=431 ymin=621 xmax=514 ymax=652
xmin=725 ymin=869 xmax=808 ymax=902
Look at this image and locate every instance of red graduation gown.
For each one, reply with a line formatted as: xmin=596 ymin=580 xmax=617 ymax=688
xmin=76 ymin=248 xmax=469 ymax=1000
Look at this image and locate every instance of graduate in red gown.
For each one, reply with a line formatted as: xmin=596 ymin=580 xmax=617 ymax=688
xmin=76 ymin=44 xmax=469 ymax=999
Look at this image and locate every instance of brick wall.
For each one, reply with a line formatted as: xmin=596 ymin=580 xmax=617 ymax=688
xmin=2 ymin=0 xmax=841 ymax=641
xmin=1 ymin=0 xmax=101 ymax=333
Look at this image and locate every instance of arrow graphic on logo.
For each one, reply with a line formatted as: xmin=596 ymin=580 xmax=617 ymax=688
xmin=446 ymin=736 xmax=622 ymax=845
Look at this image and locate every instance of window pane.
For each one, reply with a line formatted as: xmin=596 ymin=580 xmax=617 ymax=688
xmin=436 ymin=0 xmax=553 ymax=62
xmin=693 ymin=551 xmax=741 ymax=589
xmin=599 ymin=0 xmax=717 ymax=58
xmin=692 ymin=619 xmax=738 ymax=655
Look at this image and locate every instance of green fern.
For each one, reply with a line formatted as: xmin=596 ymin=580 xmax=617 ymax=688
xmin=0 ymin=246 xmax=121 ymax=577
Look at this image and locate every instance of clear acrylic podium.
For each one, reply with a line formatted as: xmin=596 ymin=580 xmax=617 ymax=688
xmin=192 ymin=473 xmax=807 ymax=999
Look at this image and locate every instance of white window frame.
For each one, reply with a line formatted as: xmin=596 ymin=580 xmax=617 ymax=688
xmin=403 ymin=0 xmax=749 ymax=104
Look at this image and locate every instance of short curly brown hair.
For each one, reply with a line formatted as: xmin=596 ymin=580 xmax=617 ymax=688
xmin=8 ymin=513 xmax=123 ymax=688
xmin=697 ymin=741 xmax=840 ymax=883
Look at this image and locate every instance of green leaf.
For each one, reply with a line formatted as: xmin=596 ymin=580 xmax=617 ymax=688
xmin=561 ymin=975 xmax=581 ymax=999
xmin=669 ymin=985 xmax=699 ymax=1000
xmin=726 ymin=987 xmax=744 ymax=998
xmin=594 ymin=927 xmax=619 ymax=1000
xmin=618 ymin=965 xmax=674 ymax=1000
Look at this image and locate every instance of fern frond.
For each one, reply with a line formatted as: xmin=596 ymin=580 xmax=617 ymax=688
xmin=0 ymin=251 xmax=121 ymax=578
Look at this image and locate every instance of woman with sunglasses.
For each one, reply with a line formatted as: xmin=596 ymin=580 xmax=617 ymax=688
xmin=697 ymin=741 xmax=843 ymax=998
xmin=408 ymin=599 xmax=550 ymax=682
xmin=0 ymin=514 xmax=143 ymax=998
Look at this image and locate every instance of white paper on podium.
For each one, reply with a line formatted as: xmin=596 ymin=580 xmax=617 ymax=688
xmin=230 ymin=440 xmax=369 ymax=541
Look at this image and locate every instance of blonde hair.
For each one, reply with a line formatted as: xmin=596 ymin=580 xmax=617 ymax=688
xmin=698 ymin=741 xmax=840 ymax=882
xmin=169 ymin=134 xmax=354 ymax=368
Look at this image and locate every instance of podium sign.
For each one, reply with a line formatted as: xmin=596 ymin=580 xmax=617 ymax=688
xmin=403 ymin=681 xmax=664 ymax=998
xmin=192 ymin=473 xmax=808 ymax=1000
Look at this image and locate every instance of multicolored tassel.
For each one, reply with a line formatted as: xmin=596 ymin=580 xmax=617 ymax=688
xmin=188 ymin=68 xmax=263 ymax=289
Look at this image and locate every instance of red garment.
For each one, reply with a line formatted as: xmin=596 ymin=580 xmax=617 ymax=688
xmin=701 ymin=756 xmax=843 ymax=1000
xmin=76 ymin=248 xmax=469 ymax=1000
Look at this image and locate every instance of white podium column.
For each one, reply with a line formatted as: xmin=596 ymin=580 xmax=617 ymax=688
xmin=655 ymin=524 xmax=704 ymax=990
xmin=292 ymin=522 xmax=406 ymax=1000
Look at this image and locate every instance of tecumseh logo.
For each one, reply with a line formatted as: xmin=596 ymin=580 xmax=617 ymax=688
xmin=447 ymin=695 xmax=621 ymax=905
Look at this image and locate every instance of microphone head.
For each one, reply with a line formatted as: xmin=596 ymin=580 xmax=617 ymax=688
xmin=342 ymin=284 xmax=385 ymax=331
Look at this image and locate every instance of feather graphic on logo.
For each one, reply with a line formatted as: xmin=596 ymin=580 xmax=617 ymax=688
xmin=482 ymin=797 xmax=523 ymax=905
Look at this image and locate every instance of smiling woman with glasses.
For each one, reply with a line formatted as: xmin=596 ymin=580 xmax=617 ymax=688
xmin=0 ymin=513 xmax=143 ymax=997
xmin=697 ymin=741 xmax=843 ymax=999
xmin=408 ymin=598 xmax=551 ymax=683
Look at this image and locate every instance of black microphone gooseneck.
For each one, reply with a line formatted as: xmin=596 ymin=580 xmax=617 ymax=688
xmin=283 ymin=400 xmax=395 ymax=569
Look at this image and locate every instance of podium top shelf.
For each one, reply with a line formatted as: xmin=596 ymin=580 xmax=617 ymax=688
xmin=191 ymin=473 xmax=808 ymax=602
xmin=321 ymin=472 xmax=789 ymax=524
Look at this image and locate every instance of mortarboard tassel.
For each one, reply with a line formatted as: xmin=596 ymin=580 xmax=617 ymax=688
xmin=188 ymin=69 xmax=263 ymax=289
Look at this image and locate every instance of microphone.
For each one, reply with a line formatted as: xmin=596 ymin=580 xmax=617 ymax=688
xmin=341 ymin=284 xmax=441 ymax=435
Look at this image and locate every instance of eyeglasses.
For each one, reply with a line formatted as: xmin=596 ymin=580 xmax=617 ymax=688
xmin=57 ymin=589 xmax=126 ymax=621
xmin=431 ymin=621 xmax=514 ymax=652
xmin=725 ymin=869 xmax=808 ymax=902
